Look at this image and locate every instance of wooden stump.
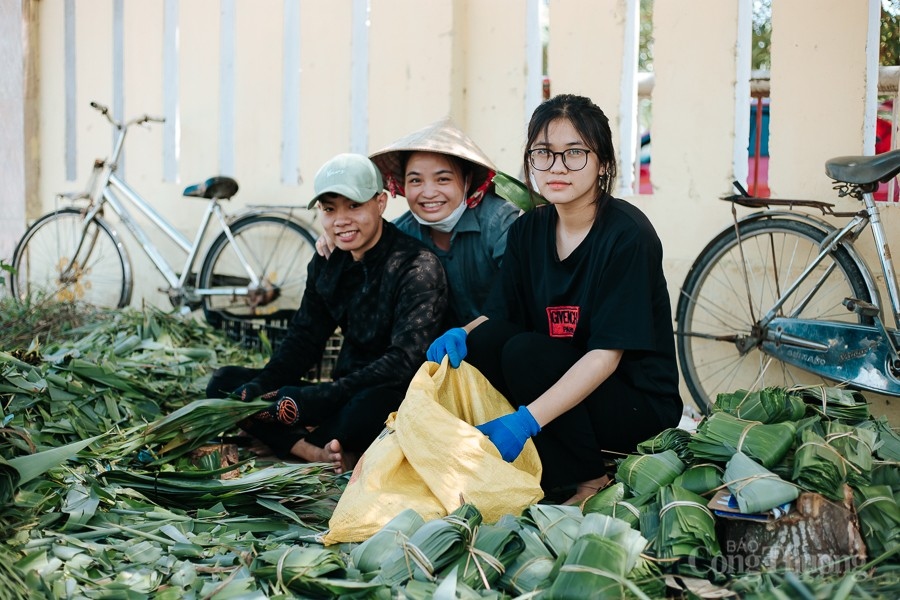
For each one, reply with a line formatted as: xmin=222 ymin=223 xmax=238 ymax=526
xmin=717 ymin=486 xmax=867 ymax=574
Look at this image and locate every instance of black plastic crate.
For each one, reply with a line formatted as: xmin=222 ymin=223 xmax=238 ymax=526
xmin=213 ymin=310 xmax=342 ymax=382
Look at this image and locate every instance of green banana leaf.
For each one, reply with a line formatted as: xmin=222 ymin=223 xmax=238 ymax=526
xmin=616 ymin=450 xmax=685 ymax=496
xmin=582 ymin=483 xmax=655 ymax=529
xmin=350 ymin=507 xmax=426 ymax=573
xmin=546 ymin=533 xmax=648 ymax=600
xmin=688 ymin=412 xmax=797 ymax=468
xmin=376 ymin=503 xmax=482 ymax=585
xmin=636 ymin=427 xmax=693 ymax=462
xmin=673 ymin=463 xmax=723 ymax=496
xmin=496 ymin=514 xmax=555 ymax=595
xmin=493 ymin=171 xmax=548 ymax=211
xmin=523 ymin=503 xmax=583 ymax=558
xmin=714 ymin=387 xmax=806 ymax=423
xmin=654 ymin=485 xmax=723 ymax=578
xmin=2 ymin=434 xmax=103 ymax=505
xmin=440 ymin=522 xmax=525 ymax=590
xmin=724 ymin=451 xmax=799 ymax=514
xmin=796 ymin=386 xmax=871 ymax=421
xmin=853 ymin=484 xmax=900 ymax=557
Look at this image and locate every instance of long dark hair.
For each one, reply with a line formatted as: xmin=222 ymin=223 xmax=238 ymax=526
xmin=523 ymin=94 xmax=618 ymax=206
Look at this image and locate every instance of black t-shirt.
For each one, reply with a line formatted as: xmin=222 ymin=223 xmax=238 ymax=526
xmin=252 ymin=222 xmax=449 ymax=421
xmin=484 ymin=198 xmax=681 ymax=406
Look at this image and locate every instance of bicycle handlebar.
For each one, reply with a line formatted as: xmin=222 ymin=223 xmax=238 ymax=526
xmin=90 ymin=101 xmax=165 ymax=129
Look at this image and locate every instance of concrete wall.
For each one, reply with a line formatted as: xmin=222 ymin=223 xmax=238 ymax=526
xmin=639 ymin=0 xmax=749 ymax=281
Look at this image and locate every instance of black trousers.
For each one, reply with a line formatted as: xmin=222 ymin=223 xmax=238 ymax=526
xmin=206 ymin=366 xmax=403 ymax=458
xmin=466 ymin=319 xmax=673 ymax=490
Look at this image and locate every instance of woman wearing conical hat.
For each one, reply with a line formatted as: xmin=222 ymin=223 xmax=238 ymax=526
xmin=366 ymin=119 xmax=520 ymax=326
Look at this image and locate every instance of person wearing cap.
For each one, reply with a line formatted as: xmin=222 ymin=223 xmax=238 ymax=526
xmin=206 ymin=153 xmax=449 ymax=472
xmin=318 ymin=119 xmax=520 ymax=327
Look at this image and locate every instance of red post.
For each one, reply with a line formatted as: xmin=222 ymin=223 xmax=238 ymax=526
xmin=752 ymin=96 xmax=764 ymax=197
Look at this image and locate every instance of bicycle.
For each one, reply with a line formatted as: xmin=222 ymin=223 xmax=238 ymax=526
xmin=10 ymin=101 xmax=317 ymax=329
xmin=676 ymin=148 xmax=900 ymax=413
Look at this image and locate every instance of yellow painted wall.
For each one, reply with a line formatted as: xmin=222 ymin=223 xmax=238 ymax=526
xmin=644 ymin=0 xmax=746 ymax=290
xmin=368 ymin=0 xmax=456 ymax=154
xmin=769 ymin=0 xmax=873 ymax=201
xmin=548 ymin=0 xmax=629 ymax=150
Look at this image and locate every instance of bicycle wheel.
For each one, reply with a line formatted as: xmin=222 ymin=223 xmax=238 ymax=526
xmin=676 ymin=217 xmax=872 ymax=413
xmin=11 ymin=207 xmax=131 ymax=308
xmin=199 ymin=215 xmax=316 ymax=324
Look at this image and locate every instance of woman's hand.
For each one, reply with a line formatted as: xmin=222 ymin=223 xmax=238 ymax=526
xmin=476 ymin=406 xmax=541 ymax=462
xmin=315 ymin=232 xmax=336 ymax=258
xmin=426 ymin=327 xmax=468 ymax=367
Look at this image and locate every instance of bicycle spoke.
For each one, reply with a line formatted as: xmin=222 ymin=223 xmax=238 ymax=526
xmin=687 ymin=258 xmax=755 ymax=331
xmin=12 ymin=210 xmax=129 ymax=308
xmin=676 ymin=218 xmax=871 ymax=412
xmin=200 ymin=216 xmax=315 ymax=320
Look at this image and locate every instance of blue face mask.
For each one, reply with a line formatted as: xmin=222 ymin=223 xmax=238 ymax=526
xmin=412 ymin=198 xmax=467 ymax=233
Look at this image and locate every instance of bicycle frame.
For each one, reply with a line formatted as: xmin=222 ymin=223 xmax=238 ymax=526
xmin=861 ymin=189 xmax=900 ymax=326
xmin=99 ymin=172 xmax=262 ymax=298
xmin=65 ymin=124 xmax=263 ymax=301
xmin=744 ymin=188 xmax=900 ymax=394
xmin=750 ymin=190 xmax=900 ymax=332
xmin=676 ymin=150 xmax=900 ymax=408
xmin=12 ymin=101 xmax=317 ymax=325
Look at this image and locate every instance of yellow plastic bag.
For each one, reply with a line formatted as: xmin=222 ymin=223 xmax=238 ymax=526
xmin=322 ymin=360 xmax=543 ymax=544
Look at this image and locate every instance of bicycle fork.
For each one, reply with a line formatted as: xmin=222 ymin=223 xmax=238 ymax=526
xmin=192 ymin=205 xmax=269 ymax=301
xmin=56 ymin=201 xmax=107 ymax=285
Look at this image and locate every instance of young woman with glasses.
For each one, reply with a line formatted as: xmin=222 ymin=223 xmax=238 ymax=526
xmin=427 ymin=94 xmax=683 ymax=505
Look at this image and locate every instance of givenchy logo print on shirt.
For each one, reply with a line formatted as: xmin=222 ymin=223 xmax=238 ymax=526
xmin=546 ymin=306 xmax=579 ymax=338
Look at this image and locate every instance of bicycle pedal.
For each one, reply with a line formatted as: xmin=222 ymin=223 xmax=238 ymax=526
xmin=843 ymin=297 xmax=879 ymax=317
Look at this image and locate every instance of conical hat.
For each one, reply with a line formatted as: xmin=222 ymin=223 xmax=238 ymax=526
xmin=369 ymin=118 xmax=497 ymax=198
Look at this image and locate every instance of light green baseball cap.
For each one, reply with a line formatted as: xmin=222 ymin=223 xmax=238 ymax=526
xmin=307 ymin=153 xmax=384 ymax=209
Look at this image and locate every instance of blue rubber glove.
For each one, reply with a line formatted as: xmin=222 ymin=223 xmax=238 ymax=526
xmin=426 ymin=327 xmax=468 ymax=368
xmin=476 ymin=406 xmax=541 ymax=462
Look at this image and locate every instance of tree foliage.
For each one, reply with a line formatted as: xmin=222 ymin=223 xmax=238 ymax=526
xmin=882 ymin=0 xmax=900 ymax=65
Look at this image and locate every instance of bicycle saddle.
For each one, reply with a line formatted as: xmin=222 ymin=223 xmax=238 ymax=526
xmin=825 ymin=149 xmax=900 ymax=185
xmin=183 ymin=176 xmax=239 ymax=200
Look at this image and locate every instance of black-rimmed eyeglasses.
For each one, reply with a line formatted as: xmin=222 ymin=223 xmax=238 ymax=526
xmin=527 ymin=148 xmax=592 ymax=171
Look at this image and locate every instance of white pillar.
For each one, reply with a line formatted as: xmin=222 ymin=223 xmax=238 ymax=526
xmin=0 ymin=0 xmax=34 ymax=270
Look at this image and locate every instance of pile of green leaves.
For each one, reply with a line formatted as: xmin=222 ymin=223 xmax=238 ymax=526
xmin=1 ymin=304 xmax=250 ymax=458
xmin=0 ymin=299 xmax=348 ymax=598
xmin=0 ymin=285 xmax=97 ymax=352
xmin=1 ymin=298 xmax=899 ymax=598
